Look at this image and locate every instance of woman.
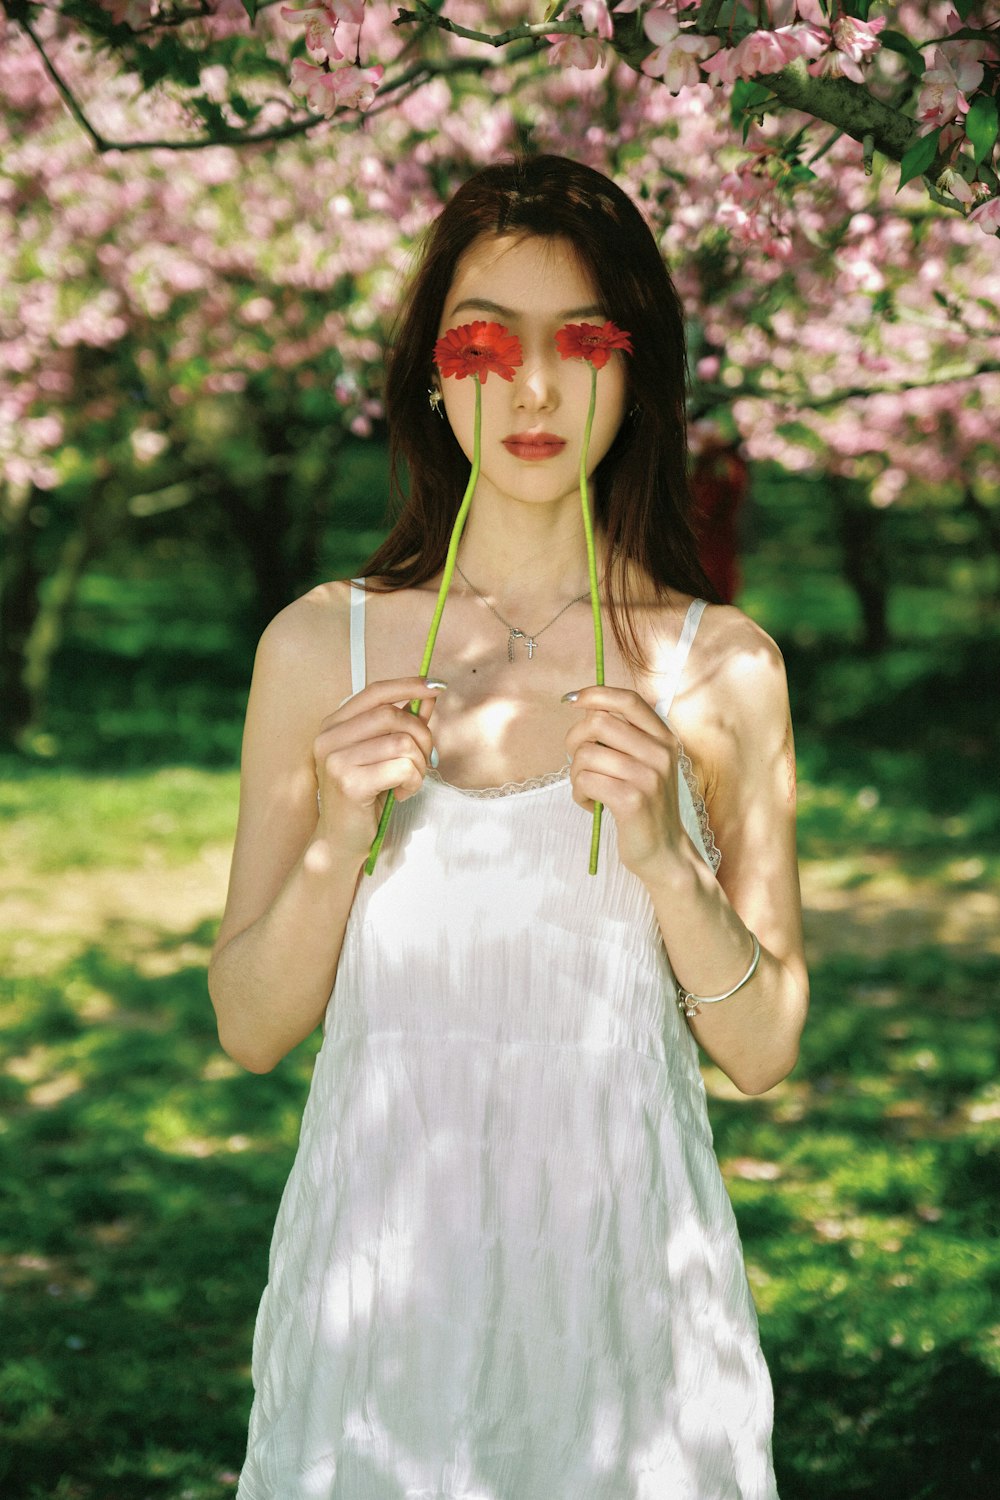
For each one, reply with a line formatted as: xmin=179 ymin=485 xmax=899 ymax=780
xmin=210 ymin=154 xmax=808 ymax=1500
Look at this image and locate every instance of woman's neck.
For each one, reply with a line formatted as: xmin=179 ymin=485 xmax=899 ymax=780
xmin=450 ymin=505 xmax=611 ymax=618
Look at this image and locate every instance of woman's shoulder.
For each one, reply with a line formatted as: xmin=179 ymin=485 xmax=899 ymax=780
xmin=652 ymin=596 xmax=790 ymax=775
xmin=691 ymin=599 xmax=786 ymax=692
xmin=639 ymin=589 xmax=782 ymax=682
xmin=256 ymin=579 xmax=349 ymax=653
xmin=251 ymin=579 xmax=364 ymax=708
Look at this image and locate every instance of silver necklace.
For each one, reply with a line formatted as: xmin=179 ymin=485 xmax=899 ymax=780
xmin=455 ymin=563 xmax=590 ymax=662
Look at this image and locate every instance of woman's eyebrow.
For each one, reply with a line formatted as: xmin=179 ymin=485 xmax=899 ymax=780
xmin=447 ymin=298 xmax=604 ymax=321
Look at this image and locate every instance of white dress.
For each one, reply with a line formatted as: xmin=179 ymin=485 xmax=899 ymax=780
xmin=236 ymin=584 xmax=778 ymax=1500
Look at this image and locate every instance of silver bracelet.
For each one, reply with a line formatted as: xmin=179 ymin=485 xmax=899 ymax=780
xmin=676 ymin=931 xmax=761 ymax=1019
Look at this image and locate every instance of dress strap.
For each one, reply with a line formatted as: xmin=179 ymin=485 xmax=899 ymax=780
xmin=654 ymin=599 xmax=707 ymax=718
xmin=349 ymin=578 xmax=367 ymax=696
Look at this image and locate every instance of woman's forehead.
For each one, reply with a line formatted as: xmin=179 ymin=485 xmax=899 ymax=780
xmin=444 ymin=234 xmax=600 ymax=321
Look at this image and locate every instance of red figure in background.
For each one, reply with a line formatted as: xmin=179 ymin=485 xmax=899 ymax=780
xmin=690 ymin=433 xmax=750 ymax=605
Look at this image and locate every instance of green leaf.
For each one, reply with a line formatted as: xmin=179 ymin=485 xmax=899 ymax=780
xmin=239 ymin=0 xmax=260 ymax=21
xmin=731 ymin=79 xmax=770 ymax=124
xmin=953 ymin=0 xmax=978 ymax=20
xmin=730 ymin=79 xmax=771 ymax=143
xmin=966 ymin=93 xmax=999 ymax=169
xmin=897 ymin=128 xmax=940 ymax=193
xmin=879 ymin=30 xmax=925 ymax=79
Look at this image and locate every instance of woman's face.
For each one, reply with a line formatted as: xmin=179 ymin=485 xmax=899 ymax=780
xmin=436 ymin=234 xmax=628 ymax=514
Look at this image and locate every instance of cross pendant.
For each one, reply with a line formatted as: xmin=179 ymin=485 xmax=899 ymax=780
xmin=508 ymin=629 xmax=538 ymax=661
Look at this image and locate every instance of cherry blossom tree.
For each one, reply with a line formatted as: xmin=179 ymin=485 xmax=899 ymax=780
xmin=2 ymin=1 xmax=999 ymax=738
xmin=4 ymin=2 xmax=999 ymax=232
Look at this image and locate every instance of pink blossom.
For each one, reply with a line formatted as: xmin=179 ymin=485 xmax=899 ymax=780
xmin=546 ymin=35 xmax=608 ymax=71
xmin=641 ymin=10 xmax=716 ymax=92
xmin=936 ymin=167 xmax=974 ymax=205
xmin=917 ymin=42 xmax=985 ymax=131
xmin=702 ymin=25 xmax=825 ymax=84
xmin=289 ymin=58 xmax=340 ymax=114
xmin=330 ymin=64 xmax=383 ymax=111
xmin=94 ymin=0 xmax=153 ymax=25
xmin=917 ymin=77 xmax=964 ymax=133
xmin=969 ymin=195 xmax=1000 ymax=235
xmin=729 ymin=30 xmax=791 ymax=77
xmin=280 ymin=1 xmax=364 ymax=62
xmin=831 ymin=15 xmax=885 ymax=82
xmin=280 ymin=4 xmax=343 ymax=61
xmin=566 ymin=0 xmax=614 ymax=42
xmin=940 ymin=15 xmax=988 ymax=82
xmin=699 ymin=44 xmax=742 ymax=85
xmin=714 ymin=164 xmax=793 ymax=259
xmin=289 ymin=59 xmax=381 ymax=116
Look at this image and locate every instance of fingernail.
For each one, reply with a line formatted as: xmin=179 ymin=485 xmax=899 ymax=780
xmin=430 ymin=746 xmax=439 ymax=768
xmin=425 ymin=678 xmax=448 ymax=690
xmin=561 ymin=690 xmax=581 ymax=703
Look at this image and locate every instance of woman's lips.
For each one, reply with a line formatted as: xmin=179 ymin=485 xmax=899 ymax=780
xmin=502 ymin=433 xmax=567 ymax=461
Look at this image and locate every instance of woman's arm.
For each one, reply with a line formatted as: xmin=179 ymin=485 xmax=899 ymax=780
xmin=208 ymin=587 xmax=443 ymax=1073
xmin=564 ymin=609 xmax=808 ymax=1096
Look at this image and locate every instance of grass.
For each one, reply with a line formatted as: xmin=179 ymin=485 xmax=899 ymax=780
xmin=2 ymin=464 xmax=999 ymax=1497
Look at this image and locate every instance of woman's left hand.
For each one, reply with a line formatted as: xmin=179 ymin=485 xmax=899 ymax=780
xmin=563 ymin=685 xmax=691 ymax=882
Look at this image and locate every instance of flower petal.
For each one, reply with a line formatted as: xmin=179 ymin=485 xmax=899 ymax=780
xmin=555 ymin=320 xmax=633 ymax=369
xmin=433 ymin=322 xmax=524 ymax=383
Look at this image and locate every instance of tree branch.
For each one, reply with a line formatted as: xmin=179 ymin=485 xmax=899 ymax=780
xmin=702 ymin=358 xmax=1000 ymax=413
xmin=758 ymin=58 xmax=919 ymax=164
xmin=392 ymin=4 xmax=585 ymax=48
xmin=367 ymin=41 xmax=541 ymax=116
xmin=17 ymin=13 xmax=539 ymax=153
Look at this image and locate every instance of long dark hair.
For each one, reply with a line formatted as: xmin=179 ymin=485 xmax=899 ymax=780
xmin=359 ymin=154 xmax=720 ymax=674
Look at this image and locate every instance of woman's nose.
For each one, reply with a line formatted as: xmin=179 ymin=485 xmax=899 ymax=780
xmin=513 ymin=344 xmax=560 ymax=411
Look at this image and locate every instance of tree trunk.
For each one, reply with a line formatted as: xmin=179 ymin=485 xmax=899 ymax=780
xmin=11 ymin=482 xmax=127 ymax=743
xmin=831 ymin=474 xmax=890 ymax=655
xmin=0 ymin=486 xmax=43 ymax=742
xmin=961 ymin=484 xmax=1000 ymax=611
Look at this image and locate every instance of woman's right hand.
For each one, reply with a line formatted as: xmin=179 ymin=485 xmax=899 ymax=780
xmin=312 ymin=676 xmax=446 ymax=864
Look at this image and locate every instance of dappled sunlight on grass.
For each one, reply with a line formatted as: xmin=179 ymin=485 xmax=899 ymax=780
xmin=703 ymin=944 xmax=1000 ymax=1496
xmin=0 ymin=766 xmax=239 ymax=874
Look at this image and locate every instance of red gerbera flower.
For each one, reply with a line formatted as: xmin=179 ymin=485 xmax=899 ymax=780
xmin=433 ymin=321 xmax=524 ymax=383
xmin=554 ymin=320 xmax=633 ymax=370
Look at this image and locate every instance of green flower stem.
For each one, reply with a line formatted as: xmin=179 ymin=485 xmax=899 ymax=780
xmin=579 ymin=365 xmax=604 ymax=876
xmin=365 ymin=376 xmax=482 ymax=875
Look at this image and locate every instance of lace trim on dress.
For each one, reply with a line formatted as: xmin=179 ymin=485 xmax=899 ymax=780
xmin=423 ymin=764 xmax=572 ymax=799
xmin=677 ymin=748 xmax=722 ymax=873
xmin=424 ymin=755 xmax=721 ymax=870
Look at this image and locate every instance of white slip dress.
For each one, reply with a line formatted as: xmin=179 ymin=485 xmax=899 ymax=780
xmin=236 ymin=583 xmax=778 ymax=1500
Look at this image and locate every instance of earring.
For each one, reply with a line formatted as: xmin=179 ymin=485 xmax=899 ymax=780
xmin=628 ymin=404 xmax=640 ymax=419
xmin=428 ymin=387 xmax=444 ymax=418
